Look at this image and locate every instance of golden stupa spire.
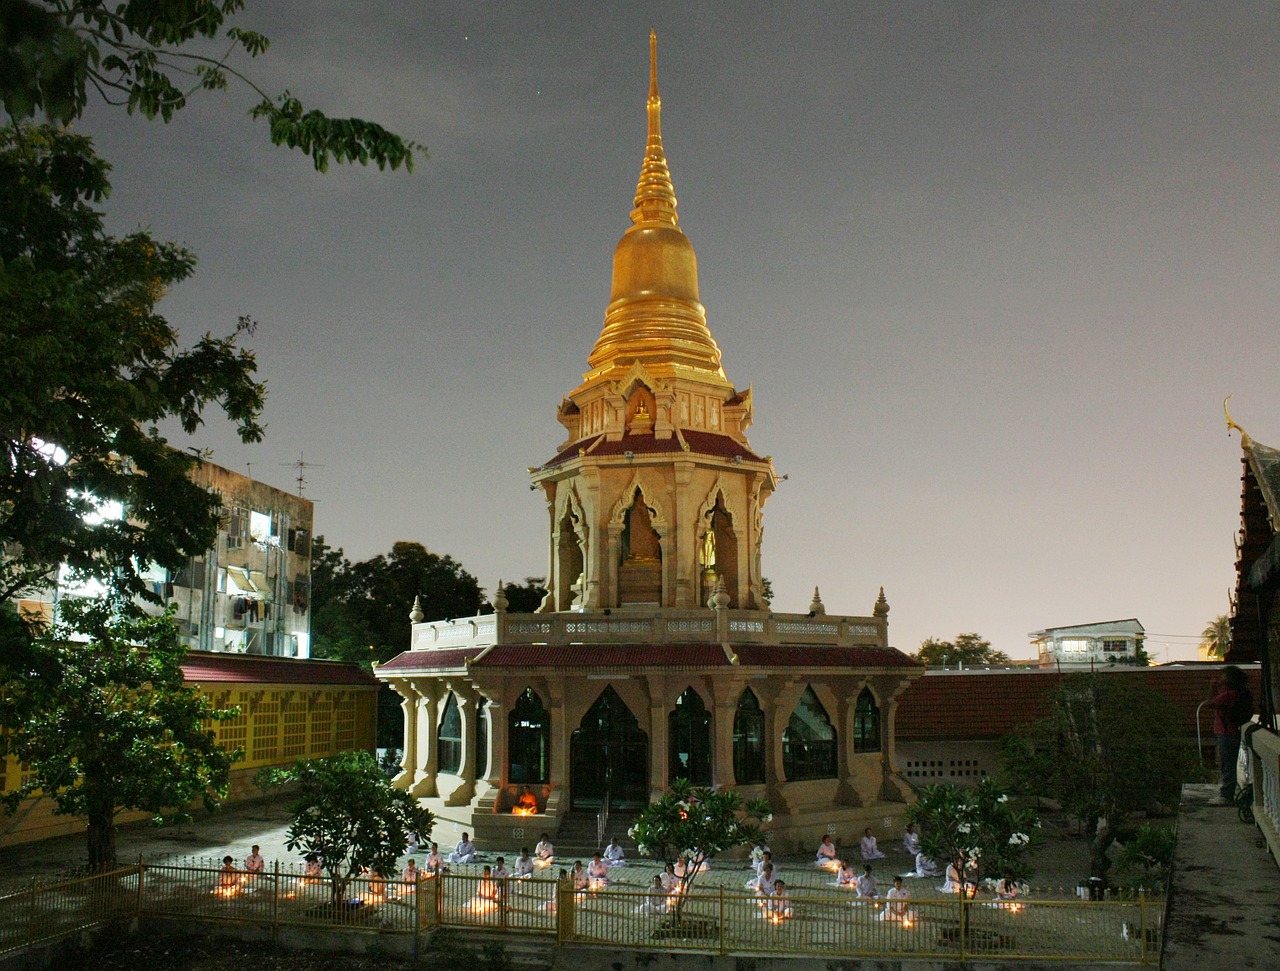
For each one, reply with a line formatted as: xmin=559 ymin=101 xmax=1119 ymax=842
xmin=631 ymin=30 xmax=679 ymax=227
xmin=585 ymin=32 xmax=726 ymax=380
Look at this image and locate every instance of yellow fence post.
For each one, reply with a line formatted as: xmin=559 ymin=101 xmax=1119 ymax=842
xmin=958 ymin=891 xmax=966 ymax=962
xmin=271 ymin=862 xmax=281 ymax=937
xmin=719 ymin=886 xmax=726 ymax=955
xmin=136 ymin=854 xmax=146 ymax=918
xmin=1139 ymin=889 xmax=1147 ymax=964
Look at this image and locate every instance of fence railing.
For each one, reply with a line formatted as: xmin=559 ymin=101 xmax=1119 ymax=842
xmin=1247 ymin=726 xmax=1280 ymax=870
xmin=0 ymin=861 xmax=1162 ymax=965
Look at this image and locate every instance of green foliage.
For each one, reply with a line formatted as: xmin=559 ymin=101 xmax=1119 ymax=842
xmin=904 ymin=779 xmax=1041 ymax=885
xmin=309 ymin=539 xmax=484 ymax=666
xmin=1201 ymin=615 xmax=1231 ymax=659
xmin=628 ymin=778 xmax=771 ymax=910
xmin=0 ymin=595 xmax=240 ymax=868
xmin=1001 ymin=674 xmax=1197 ymax=881
xmin=1 ymin=0 xmax=421 ymax=171
xmin=915 ymin=632 xmax=1010 ymax=666
xmin=1114 ymin=824 xmax=1176 ymax=893
xmin=257 ymin=750 xmax=435 ymax=910
xmin=498 ymin=577 xmax=547 ymax=613
xmin=0 ymin=123 xmax=265 ymax=609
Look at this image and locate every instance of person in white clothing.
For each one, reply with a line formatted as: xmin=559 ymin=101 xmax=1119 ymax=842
xmin=835 ymin=859 xmax=857 ymax=888
xmin=765 ymin=880 xmax=793 ymax=919
xmin=752 ymin=862 xmax=777 ymax=899
xmin=244 ymin=845 xmax=265 ymax=874
xmin=405 ymin=831 xmax=419 ymax=855
xmin=661 ymin=862 xmax=680 ymax=893
xmin=901 ymin=823 xmax=921 ymax=856
xmin=493 ymin=857 xmax=511 ymax=880
xmin=449 ymin=833 xmax=477 ymax=864
xmin=571 ymin=861 xmax=589 ymax=892
xmin=860 ymin=827 xmax=886 ymax=861
xmin=535 ymin=834 xmax=555 ymax=863
xmin=587 ymin=853 xmax=609 ymax=886
xmin=424 ymin=842 xmax=445 ymax=875
xmin=881 ymin=877 xmax=915 ymax=922
xmin=636 ymin=874 xmax=669 ymax=915
xmin=514 ymin=848 xmax=535 ymax=878
xmin=816 ymin=835 xmax=838 ymax=866
xmin=402 ymin=859 xmax=420 ymax=884
xmin=856 ymin=864 xmax=879 ymax=898
xmin=914 ymin=851 xmax=941 ymax=878
xmin=304 ymin=853 xmax=323 ymax=879
xmin=603 ymin=838 xmax=626 ymax=866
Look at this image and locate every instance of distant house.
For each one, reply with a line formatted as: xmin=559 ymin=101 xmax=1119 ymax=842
xmin=1029 ymin=619 xmax=1146 ymax=668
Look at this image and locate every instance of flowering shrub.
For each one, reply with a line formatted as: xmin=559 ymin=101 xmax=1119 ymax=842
xmin=905 ymin=779 xmax=1041 ymax=886
xmin=628 ymin=778 xmax=771 ymax=914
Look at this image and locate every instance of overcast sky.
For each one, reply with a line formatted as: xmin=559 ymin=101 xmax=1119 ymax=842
xmin=78 ymin=2 xmax=1280 ymax=661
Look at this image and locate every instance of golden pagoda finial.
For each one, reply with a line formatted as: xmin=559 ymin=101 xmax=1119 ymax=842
xmin=631 ymin=29 xmax=678 ymax=227
xmin=1225 ymin=395 xmax=1252 ymax=447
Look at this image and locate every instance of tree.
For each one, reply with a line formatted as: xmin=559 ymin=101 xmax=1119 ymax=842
xmin=2 ymin=0 xmax=420 ymax=172
xmin=0 ymin=596 xmax=240 ymax=868
xmin=310 ymin=540 xmax=484 ymax=666
xmin=905 ymin=779 xmax=1040 ymax=886
xmin=498 ymin=577 xmax=547 ymax=614
xmin=1201 ymin=615 xmax=1231 ymax=659
xmin=1114 ymin=824 xmax=1176 ymax=894
xmin=0 ymin=124 xmax=264 ymax=612
xmin=915 ymin=632 xmax=1010 ymax=667
xmin=627 ymin=778 xmax=771 ymax=920
xmin=257 ymin=750 xmax=435 ymax=913
xmin=1001 ymin=674 xmax=1197 ymax=883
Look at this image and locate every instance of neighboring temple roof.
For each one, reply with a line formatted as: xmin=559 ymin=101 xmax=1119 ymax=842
xmin=378 ymin=642 xmax=917 ymax=675
xmin=542 ymin=430 xmax=765 ymax=469
xmin=181 ymin=651 xmax=378 ymax=686
xmin=895 ymin=666 xmax=1261 ymax=741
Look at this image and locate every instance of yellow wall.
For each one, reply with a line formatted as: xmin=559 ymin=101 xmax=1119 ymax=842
xmin=0 ymin=681 xmax=378 ymax=847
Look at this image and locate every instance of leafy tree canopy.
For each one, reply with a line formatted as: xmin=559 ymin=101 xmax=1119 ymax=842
xmin=915 ymin=632 xmax=1010 ymax=667
xmin=1201 ymin=615 xmax=1231 ymax=659
xmin=1 ymin=0 xmax=421 ymax=171
xmin=905 ymin=779 xmax=1040 ymax=886
xmin=499 ymin=576 xmax=547 ymax=614
xmin=0 ymin=595 xmax=240 ymax=868
xmin=1001 ymin=673 xmax=1197 ymax=882
xmin=628 ymin=778 xmax=770 ymax=915
xmin=310 ymin=538 xmax=484 ymax=667
xmin=258 ymin=750 xmax=435 ymax=910
xmin=0 ymin=124 xmax=264 ymax=610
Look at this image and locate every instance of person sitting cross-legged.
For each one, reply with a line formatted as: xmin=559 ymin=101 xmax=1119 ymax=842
xmin=816 ymin=835 xmax=839 ymax=866
xmin=856 ymin=864 xmax=879 ymax=899
xmin=449 ymin=832 xmax=477 ymax=865
xmin=860 ymin=827 xmax=887 ymax=861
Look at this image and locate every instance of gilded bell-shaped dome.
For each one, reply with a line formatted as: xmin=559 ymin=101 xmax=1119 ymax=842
xmin=586 ymin=32 xmax=725 ymax=379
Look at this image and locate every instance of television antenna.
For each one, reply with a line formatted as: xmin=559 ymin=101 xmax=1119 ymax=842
xmin=282 ymin=452 xmax=325 ymax=496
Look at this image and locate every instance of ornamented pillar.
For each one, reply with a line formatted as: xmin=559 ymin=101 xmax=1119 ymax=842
xmin=712 ymin=695 xmax=736 ymax=788
xmin=393 ymin=682 xmax=417 ymax=790
xmin=484 ymin=697 xmax=504 ymax=790
xmin=547 ymin=679 xmax=569 ymax=801
xmin=648 ymin=681 xmax=668 ymax=799
xmin=411 ymin=686 xmax=439 ymax=798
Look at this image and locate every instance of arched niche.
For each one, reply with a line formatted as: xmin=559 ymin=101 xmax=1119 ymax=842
xmin=508 ymin=687 xmax=550 ymax=784
xmin=732 ymin=688 xmax=765 ymax=785
xmin=783 ymin=685 xmax=837 ymax=781
xmin=569 ymin=685 xmax=649 ymax=811
xmin=668 ymin=687 xmax=712 ymax=786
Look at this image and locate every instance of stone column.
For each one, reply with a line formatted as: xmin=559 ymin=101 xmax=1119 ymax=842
xmin=393 ymin=681 xmax=417 ymax=790
xmin=485 ymin=696 xmax=505 ymax=790
xmin=648 ymin=680 xmax=668 ymax=798
xmin=410 ymin=685 xmax=439 ymax=798
xmin=712 ymin=695 xmax=736 ymax=788
xmin=548 ymin=678 xmax=569 ymax=800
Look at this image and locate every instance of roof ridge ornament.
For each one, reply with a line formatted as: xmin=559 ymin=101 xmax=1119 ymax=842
xmin=1224 ymin=395 xmax=1252 ymax=448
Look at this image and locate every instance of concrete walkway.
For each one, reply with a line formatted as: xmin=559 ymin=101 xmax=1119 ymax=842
xmin=1162 ymin=783 xmax=1280 ymax=971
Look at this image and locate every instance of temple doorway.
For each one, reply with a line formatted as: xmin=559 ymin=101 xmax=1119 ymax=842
xmin=570 ymin=686 xmax=649 ymax=811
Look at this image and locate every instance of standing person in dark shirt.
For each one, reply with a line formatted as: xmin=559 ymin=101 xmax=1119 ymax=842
xmin=1210 ymin=665 xmax=1253 ymax=804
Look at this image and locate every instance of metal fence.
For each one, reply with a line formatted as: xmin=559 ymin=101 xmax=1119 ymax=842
xmin=556 ymin=884 xmax=1162 ymax=964
xmin=0 ymin=861 xmax=1163 ymax=965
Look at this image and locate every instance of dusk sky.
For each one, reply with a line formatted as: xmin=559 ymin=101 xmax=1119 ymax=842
xmin=78 ymin=2 xmax=1280 ymax=661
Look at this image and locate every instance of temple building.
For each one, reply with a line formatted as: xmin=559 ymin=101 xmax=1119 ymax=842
xmin=376 ymin=35 xmax=921 ymax=853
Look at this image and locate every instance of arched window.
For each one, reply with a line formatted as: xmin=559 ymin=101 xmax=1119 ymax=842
xmin=438 ymin=693 xmax=462 ymax=775
xmin=733 ymin=689 xmax=765 ymax=785
xmin=783 ymin=686 xmax=836 ymax=780
xmin=475 ymin=703 xmax=489 ymax=778
xmin=509 ymin=688 xmax=550 ymax=784
xmin=668 ymin=687 xmax=712 ymax=785
xmin=853 ymin=687 xmax=881 ymax=753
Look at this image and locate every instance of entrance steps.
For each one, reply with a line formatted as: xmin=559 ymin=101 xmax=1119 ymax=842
xmin=552 ymin=811 xmax=640 ymax=859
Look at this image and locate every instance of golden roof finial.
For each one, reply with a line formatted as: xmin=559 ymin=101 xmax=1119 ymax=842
xmin=1225 ymin=395 xmax=1252 ymax=448
xmin=631 ymin=29 xmax=678 ymax=227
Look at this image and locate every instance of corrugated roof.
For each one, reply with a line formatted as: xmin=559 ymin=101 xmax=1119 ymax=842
xmin=181 ymin=652 xmax=377 ymax=686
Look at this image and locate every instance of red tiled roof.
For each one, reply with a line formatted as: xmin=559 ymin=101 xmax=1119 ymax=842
xmin=542 ymin=432 xmax=764 ymax=468
xmin=476 ymin=644 xmax=730 ymax=668
xmin=894 ymin=667 xmax=1263 ymax=741
xmin=377 ymin=648 xmax=484 ymax=673
xmin=181 ymin=652 xmax=378 ymax=686
xmin=733 ymin=644 xmax=919 ymax=669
